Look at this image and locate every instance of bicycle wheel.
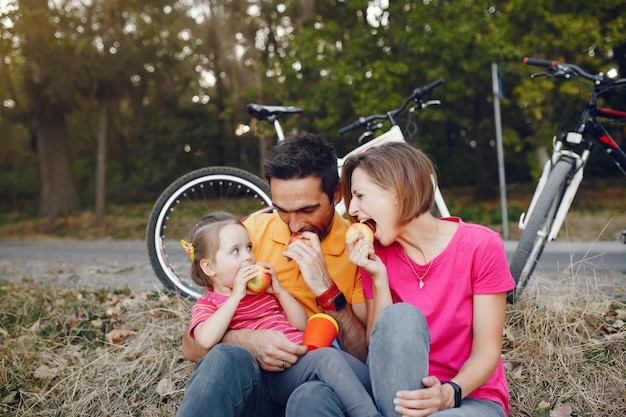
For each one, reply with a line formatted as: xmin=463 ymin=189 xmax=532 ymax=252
xmin=146 ymin=166 xmax=272 ymax=299
xmin=507 ymin=159 xmax=573 ymax=303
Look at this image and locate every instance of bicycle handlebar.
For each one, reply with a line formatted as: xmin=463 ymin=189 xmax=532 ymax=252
xmin=338 ymin=117 xmax=367 ymax=135
xmin=523 ymin=56 xmax=619 ymax=85
xmin=338 ymin=78 xmax=445 ymax=135
xmin=412 ymin=78 xmax=445 ymax=100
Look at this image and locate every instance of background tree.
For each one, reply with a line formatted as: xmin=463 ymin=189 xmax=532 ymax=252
xmin=1 ymin=0 xmax=625 ymax=217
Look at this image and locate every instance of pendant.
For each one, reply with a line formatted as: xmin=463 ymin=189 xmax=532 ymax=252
xmin=419 ymin=280 xmax=424 ymax=289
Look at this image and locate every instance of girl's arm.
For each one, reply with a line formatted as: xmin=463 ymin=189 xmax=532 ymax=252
xmin=265 ymin=263 xmax=307 ymax=330
xmin=191 ymin=265 xmax=251 ymax=350
xmin=274 ymin=287 xmax=308 ymax=330
xmin=192 ymin=295 xmax=242 ymax=350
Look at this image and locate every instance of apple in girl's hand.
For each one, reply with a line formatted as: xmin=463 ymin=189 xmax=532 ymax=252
xmin=345 ymin=222 xmax=374 ymax=244
xmin=247 ymin=264 xmax=272 ymax=294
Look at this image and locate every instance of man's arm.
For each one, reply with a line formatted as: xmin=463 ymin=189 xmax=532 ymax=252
xmin=325 ymin=302 xmax=367 ymax=362
xmin=283 ymin=232 xmax=368 ymax=362
xmin=181 ymin=330 xmax=209 ymax=362
xmin=182 ymin=327 xmax=307 ymax=369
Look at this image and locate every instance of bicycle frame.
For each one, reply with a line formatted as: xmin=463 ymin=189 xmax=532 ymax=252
xmin=335 ymin=125 xmax=449 ymax=217
xmin=507 ymin=57 xmax=626 ymax=303
xmin=266 ymin=90 xmax=451 ymax=218
xmin=518 ymin=81 xmax=626 ymax=242
xmin=518 ymin=141 xmax=586 ymax=241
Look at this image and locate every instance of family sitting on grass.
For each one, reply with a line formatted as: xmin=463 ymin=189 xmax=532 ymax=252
xmin=176 ymin=133 xmax=515 ymax=417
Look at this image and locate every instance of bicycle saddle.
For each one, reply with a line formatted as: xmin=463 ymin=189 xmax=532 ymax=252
xmin=247 ymin=103 xmax=303 ymax=121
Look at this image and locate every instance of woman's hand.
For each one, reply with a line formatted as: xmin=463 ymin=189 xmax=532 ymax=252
xmin=393 ymin=376 xmax=453 ymax=416
xmin=345 ymin=234 xmax=385 ymax=279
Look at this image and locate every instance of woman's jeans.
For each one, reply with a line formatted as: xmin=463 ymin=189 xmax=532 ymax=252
xmin=368 ymin=303 xmax=506 ymax=417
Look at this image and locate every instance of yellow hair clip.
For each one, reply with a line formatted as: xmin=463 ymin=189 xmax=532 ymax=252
xmin=180 ymin=239 xmax=195 ymax=262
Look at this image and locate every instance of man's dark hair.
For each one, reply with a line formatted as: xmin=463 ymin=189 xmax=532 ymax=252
xmin=263 ymin=132 xmax=339 ymax=201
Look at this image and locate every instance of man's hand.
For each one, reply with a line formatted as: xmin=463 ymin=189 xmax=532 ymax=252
xmin=238 ymin=329 xmax=308 ymax=371
xmin=282 ymin=231 xmax=333 ymax=295
xmin=182 ymin=327 xmax=307 ymax=368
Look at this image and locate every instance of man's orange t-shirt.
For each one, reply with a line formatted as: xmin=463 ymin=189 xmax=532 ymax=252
xmin=244 ymin=211 xmax=364 ymax=317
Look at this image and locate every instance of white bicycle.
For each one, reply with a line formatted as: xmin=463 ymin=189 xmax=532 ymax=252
xmin=146 ymin=79 xmax=450 ymax=299
xmin=508 ymin=57 xmax=626 ymax=303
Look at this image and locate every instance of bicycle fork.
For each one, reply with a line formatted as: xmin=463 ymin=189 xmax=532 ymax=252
xmin=519 ymin=140 xmax=589 ymax=241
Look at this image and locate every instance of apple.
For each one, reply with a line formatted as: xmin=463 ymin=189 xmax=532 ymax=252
xmin=288 ymin=232 xmax=311 ymax=245
xmin=247 ymin=264 xmax=272 ymax=294
xmin=345 ymin=222 xmax=374 ymax=244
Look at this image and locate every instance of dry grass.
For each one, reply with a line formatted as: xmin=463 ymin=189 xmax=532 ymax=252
xmin=504 ymin=285 xmax=626 ymax=416
xmin=0 ymin=282 xmax=195 ymax=416
xmin=1 ymin=277 xmax=625 ymax=416
xmin=0 ymin=181 xmax=624 ymax=416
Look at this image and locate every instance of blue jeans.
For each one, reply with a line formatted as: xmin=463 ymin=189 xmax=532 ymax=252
xmin=367 ymin=303 xmax=506 ymax=417
xmin=176 ymin=344 xmax=367 ymax=417
xmin=265 ymin=347 xmax=379 ymax=417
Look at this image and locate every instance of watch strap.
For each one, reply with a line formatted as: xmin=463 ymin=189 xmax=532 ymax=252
xmin=443 ymin=381 xmax=462 ymax=408
xmin=316 ymin=283 xmax=347 ymax=311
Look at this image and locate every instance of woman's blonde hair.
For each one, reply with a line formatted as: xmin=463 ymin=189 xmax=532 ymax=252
xmin=341 ymin=142 xmax=437 ymax=225
xmin=186 ymin=212 xmax=242 ymax=287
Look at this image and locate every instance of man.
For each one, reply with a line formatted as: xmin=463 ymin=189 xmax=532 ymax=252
xmin=176 ymin=132 xmax=368 ymax=417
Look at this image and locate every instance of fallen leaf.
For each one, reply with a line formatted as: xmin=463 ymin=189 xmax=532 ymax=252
xmin=106 ymin=328 xmax=136 ymax=345
xmin=537 ymin=401 xmax=551 ymax=409
xmin=33 ymin=364 xmax=55 ymax=380
xmin=156 ymin=377 xmax=174 ymax=397
xmin=550 ymin=402 xmax=573 ymax=417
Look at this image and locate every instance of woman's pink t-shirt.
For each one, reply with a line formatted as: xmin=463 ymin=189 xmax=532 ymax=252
xmin=362 ymin=218 xmax=515 ymax=414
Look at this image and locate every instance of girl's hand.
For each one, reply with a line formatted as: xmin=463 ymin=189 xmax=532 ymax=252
xmin=233 ymin=265 xmax=256 ymax=298
xmin=258 ymin=262 xmax=283 ymax=295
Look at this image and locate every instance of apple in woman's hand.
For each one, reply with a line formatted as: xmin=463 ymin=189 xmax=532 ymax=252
xmin=246 ymin=264 xmax=272 ymax=294
xmin=345 ymin=222 xmax=374 ymax=244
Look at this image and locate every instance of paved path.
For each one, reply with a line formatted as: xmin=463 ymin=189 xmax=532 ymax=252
xmin=0 ymin=239 xmax=624 ymax=298
xmin=0 ymin=240 xmax=159 ymax=292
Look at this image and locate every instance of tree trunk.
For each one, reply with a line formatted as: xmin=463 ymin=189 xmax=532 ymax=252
xmin=95 ymin=101 xmax=108 ymax=219
xmin=35 ymin=110 xmax=80 ymax=217
xmin=472 ymin=140 xmax=497 ymax=202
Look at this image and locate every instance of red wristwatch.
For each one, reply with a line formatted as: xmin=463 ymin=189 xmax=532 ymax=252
xmin=315 ymin=283 xmax=347 ymax=311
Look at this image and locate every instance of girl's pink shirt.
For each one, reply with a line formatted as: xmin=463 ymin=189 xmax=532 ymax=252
xmin=362 ymin=218 xmax=515 ymax=414
xmin=189 ymin=291 xmax=304 ymax=344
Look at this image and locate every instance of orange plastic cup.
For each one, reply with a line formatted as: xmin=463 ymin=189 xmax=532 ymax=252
xmin=303 ymin=313 xmax=339 ymax=351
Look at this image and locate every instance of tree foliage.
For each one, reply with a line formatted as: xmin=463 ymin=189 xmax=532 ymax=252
xmin=1 ymin=0 xmax=625 ymax=215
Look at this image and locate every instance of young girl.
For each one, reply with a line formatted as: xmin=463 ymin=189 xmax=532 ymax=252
xmin=180 ymin=211 xmax=381 ymax=417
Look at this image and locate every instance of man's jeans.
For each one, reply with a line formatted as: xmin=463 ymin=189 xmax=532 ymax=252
xmin=176 ymin=343 xmax=349 ymax=417
xmin=368 ymin=303 xmax=506 ymax=417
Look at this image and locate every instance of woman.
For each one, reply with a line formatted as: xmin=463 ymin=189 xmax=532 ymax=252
xmin=341 ymin=142 xmax=514 ymax=417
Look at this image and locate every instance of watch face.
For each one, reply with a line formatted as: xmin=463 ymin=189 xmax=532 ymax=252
xmin=334 ymin=293 xmax=347 ymax=311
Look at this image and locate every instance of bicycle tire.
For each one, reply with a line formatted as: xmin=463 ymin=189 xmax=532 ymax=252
xmin=146 ymin=166 xmax=272 ymax=299
xmin=507 ymin=159 xmax=573 ymax=303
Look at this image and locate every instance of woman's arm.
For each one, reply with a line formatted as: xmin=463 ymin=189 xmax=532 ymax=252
xmin=392 ymin=292 xmax=508 ymax=414
xmin=345 ymin=234 xmax=391 ymax=344
xmin=445 ymin=292 xmax=507 ymax=402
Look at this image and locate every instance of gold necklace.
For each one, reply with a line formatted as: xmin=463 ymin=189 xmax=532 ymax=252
xmin=402 ymin=219 xmax=438 ymax=289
